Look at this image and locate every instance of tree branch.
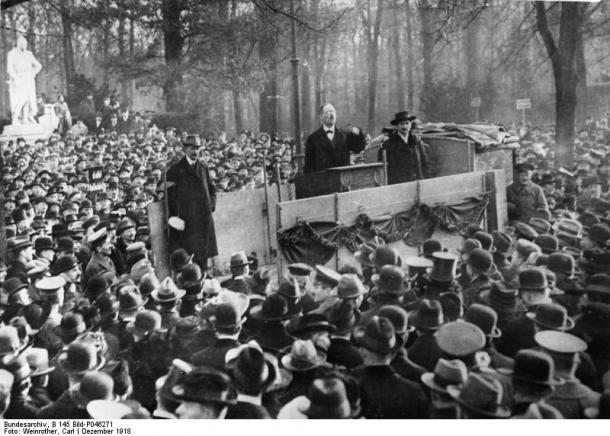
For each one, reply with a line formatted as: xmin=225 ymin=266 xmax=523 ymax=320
xmin=534 ymin=1 xmax=558 ymax=67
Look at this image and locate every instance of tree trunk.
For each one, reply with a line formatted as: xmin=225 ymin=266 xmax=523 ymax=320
xmin=314 ymin=38 xmax=327 ymax=112
xmin=535 ymin=1 xmax=587 ymax=168
xmin=405 ymin=0 xmax=414 ymax=110
xmin=259 ymin=53 xmax=278 ymax=134
xmin=1 ymin=11 xmax=8 ymax=119
xmin=61 ymin=0 xmax=76 ymax=103
xmin=464 ymin=0 xmax=480 ymax=120
xmin=392 ymin=0 xmax=405 ymax=110
xmin=232 ymin=87 xmax=243 ymax=134
xmin=365 ymin=0 xmax=384 ymax=133
xmin=419 ymin=0 xmax=435 ymax=119
xmin=161 ymin=0 xmax=185 ymax=112
xmin=302 ymin=53 xmax=313 ymax=134
xmin=28 ymin=5 xmax=36 ymax=53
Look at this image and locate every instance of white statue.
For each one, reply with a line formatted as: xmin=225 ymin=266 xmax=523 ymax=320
xmin=7 ymin=35 xmax=42 ymax=125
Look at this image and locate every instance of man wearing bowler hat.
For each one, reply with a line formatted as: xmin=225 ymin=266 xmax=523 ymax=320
xmin=166 ymin=134 xmax=218 ymax=271
xmin=378 ymin=111 xmax=430 ymax=184
xmin=221 ymin=251 xmax=252 ymax=295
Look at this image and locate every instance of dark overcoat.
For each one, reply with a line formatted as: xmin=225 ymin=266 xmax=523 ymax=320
xmin=166 ymin=156 xmax=218 ymax=267
xmin=303 ymin=126 xmax=366 ymax=174
xmin=378 ymin=132 xmax=430 ymax=184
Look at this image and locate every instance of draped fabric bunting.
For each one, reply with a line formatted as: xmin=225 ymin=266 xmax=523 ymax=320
xmin=277 ymin=195 xmax=490 ymax=265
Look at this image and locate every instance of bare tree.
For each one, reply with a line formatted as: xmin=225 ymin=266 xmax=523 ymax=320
xmin=359 ymin=0 xmax=384 ymax=132
xmin=535 ymin=0 xmax=588 ymax=167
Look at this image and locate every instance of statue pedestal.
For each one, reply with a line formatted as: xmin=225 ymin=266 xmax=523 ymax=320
xmin=0 ymin=122 xmax=52 ymax=143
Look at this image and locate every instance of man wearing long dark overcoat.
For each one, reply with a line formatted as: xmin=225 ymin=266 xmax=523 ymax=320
xmin=166 ymin=134 xmax=218 ymax=270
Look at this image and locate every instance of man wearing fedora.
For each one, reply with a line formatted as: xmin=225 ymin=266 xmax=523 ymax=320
xmin=378 ymin=111 xmax=430 ymax=185
xmin=351 ymin=316 xmax=429 ymax=418
xmin=221 ymin=251 xmax=252 ymax=295
xmin=166 ymin=134 xmax=218 ymax=271
xmin=172 ymin=366 xmax=236 ymax=419
xmin=507 ymin=162 xmax=549 ymax=223
xmin=303 ymin=103 xmax=367 ymax=174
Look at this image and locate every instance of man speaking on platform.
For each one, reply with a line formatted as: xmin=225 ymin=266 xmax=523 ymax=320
xmin=303 ymin=103 xmax=367 ymax=173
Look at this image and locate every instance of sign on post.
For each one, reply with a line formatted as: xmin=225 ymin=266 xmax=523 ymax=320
xmin=87 ymin=166 xmax=105 ymax=192
xmin=516 ymin=98 xmax=531 ymax=125
xmin=516 ymin=99 xmax=531 ymax=110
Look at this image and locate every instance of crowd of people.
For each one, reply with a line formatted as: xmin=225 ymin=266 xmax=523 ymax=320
xmin=1 ymin=110 xmax=610 ymax=420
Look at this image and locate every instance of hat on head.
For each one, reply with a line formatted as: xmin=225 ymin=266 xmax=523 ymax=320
xmin=211 ymin=302 xmax=245 ymax=332
xmin=529 ymin=218 xmax=552 ymax=235
xmin=435 ymin=321 xmax=486 ymax=357
xmin=229 ymin=251 xmax=252 ymax=269
xmin=327 ymin=301 xmax=360 ymax=335
xmin=421 ymin=358 xmax=468 ymax=394
xmin=535 ymin=234 xmax=559 ymax=255
xmin=54 ymin=313 xmax=87 ymax=340
xmin=587 ymin=224 xmax=610 ymax=245
xmin=491 ymin=231 xmax=512 ymax=256
xmin=25 ymin=347 xmax=55 ymax=377
xmin=74 ymin=372 xmax=114 ymax=407
xmin=390 ymin=111 xmax=416 ymax=125
xmin=409 ymin=299 xmax=444 ymax=330
xmin=465 ymin=304 xmax=501 ymax=338
xmin=353 ymin=243 xmax=376 ymax=267
xmin=126 ymin=310 xmax=162 ymax=337
xmin=299 ymin=378 xmax=351 ymax=419
xmin=116 ymin=218 xmax=135 ymax=236
xmin=58 ymin=341 xmax=103 ymax=375
xmin=88 ymin=227 xmax=109 ymax=248
xmin=0 ymin=326 xmax=27 ymax=361
xmin=172 ymin=365 xmax=237 ymax=406
xmin=4 ymin=354 xmax=34 ymax=381
xmin=352 ymin=316 xmax=398 ymax=355
xmin=225 ymin=341 xmax=276 ymax=392
xmin=34 ymin=236 xmax=54 ymax=252
xmin=429 ymin=252 xmax=459 ymax=282
xmin=170 ymin=248 xmax=192 ymax=272
xmin=281 ymin=339 xmax=326 ymax=371
xmin=151 ymin=277 xmax=186 ymax=303
xmin=512 ymin=349 xmax=557 ymax=396
xmin=314 ymin=265 xmax=341 ymax=287
xmin=526 ymin=303 xmax=574 ymax=331
xmin=9 ymin=236 xmax=33 ymax=254
xmin=51 ymin=254 xmax=78 ymax=275
xmin=86 ymin=400 xmax=131 ymax=419
xmin=370 ymin=246 xmax=401 ymax=270
xmin=422 ymin=239 xmax=443 ymax=257
xmin=173 ymin=316 xmax=202 ymax=339
xmin=250 ymin=294 xmax=292 ymax=321
xmin=518 ymin=268 xmax=548 ymax=292
xmin=289 ymin=313 xmax=336 ymax=337
xmin=118 ymin=285 xmax=147 ymax=320
xmin=333 ymin=274 xmax=367 ymax=299
xmin=513 ymin=222 xmax=539 ymax=242
xmin=377 ymin=305 xmax=412 ymax=335
xmin=182 ymin=134 xmax=202 ymax=148
xmin=580 ymin=302 xmax=610 ymax=336
xmin=467 ymin=248 xmax=494 ymax=273
xmin=473 ymin=232 xmax=494 ymax=252
xmin=534 ymin=330 xmax=587 ymax=354
xmin=371 ymin=265 xmax=407 ymax=294
xmin=287 ymin=263 xmax=313 ymax=277
xmin=404 ymin=256 xmax=433 ymax=277
xmin=581 ymin=251 xmax=610 ymax=274
xmin=157 ymin=359 xmax=194 ymax=402
xmin=3 ymin=277 xmax=28 ymax=296
xmin=447 ymin=373 xmax=510 ymax=418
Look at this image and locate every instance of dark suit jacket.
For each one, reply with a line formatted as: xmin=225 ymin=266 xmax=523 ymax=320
xmin=303 ymin=126 xmax=366 ymax=173
xmin=84 ymin=251 xmax=116 ymax=288
xmin=407 ymin=331 xmax=443 ymax=372
xmin=166 ymin=157 xmax=218 ymax=266
xmin=378 ymin=132 xmax=430 ymax=184
xmin=117 ymin=116 xmax=133 ymax=134
xmin=221 ymin=277 xmax=250 ymax=295
xmin=226 ymin=401 xmax=271 ymax=419
xmin=190 ymin=337 xmax=240 ymax=370
xmin=495 ymin=308 xmax=537 ymax=358
xmin=327 ymin=337 xmax=364 ymax=370
xmin=352 ymin=364 xmax=429 ymax=419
